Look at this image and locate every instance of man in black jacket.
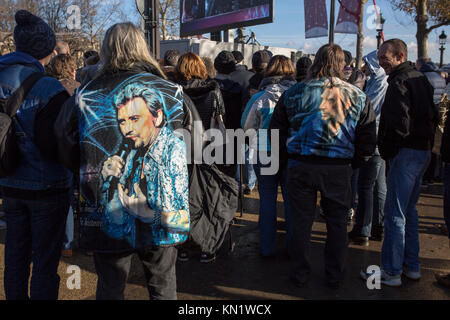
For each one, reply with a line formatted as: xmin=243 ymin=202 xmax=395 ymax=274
xmin=361 ymin=39 xmax=437 ymax=287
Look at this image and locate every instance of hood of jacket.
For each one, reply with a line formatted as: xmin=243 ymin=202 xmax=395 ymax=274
xmin=420 ymin=61 xmax=440 ymax=73
xmin=0 ymin=51 xmax=45 ymax=73
xmin=180 ymin=78 xmax=220 ymax=97
xmin=258 ymin=75 xmax=297 ymax=98
xmin=259 ymin=75 xmax=296 ymax=90
xmin=363 ymin=50 xmax=388 ymax=118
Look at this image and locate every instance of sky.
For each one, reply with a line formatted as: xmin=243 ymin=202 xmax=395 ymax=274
xmin=125 ymin=0 xmax=450 ymax=64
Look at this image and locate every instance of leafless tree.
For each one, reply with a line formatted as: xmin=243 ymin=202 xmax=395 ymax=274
xmin=390 ymin=0 xmax=450 ymax=59
xmin=159 ymin=0 xmax=179 ymax=40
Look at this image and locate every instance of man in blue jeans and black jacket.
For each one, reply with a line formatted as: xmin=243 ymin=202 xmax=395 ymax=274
xmin=0 ymin=10 xmax=72 ymax=300
xmin=361 ymin=39 xmax=437 ymax=287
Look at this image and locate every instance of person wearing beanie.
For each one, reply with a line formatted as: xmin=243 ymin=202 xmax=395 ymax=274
xmin=213 ymin=51 xmax=243 ymax=178
xmin=214 ymin=50 xmax=237 ymax=75
xmin=0 ymin=10 xmax=72 ymax=300
xmin=232 ymin=50 xmax=245 ymax=65
xmin=230 ymin=50 xmax=256 ymax=194
xmin=230 ymin=50 xmax=253 ymax=102
xmin=296 ymin=56 xmax=312 ymax=82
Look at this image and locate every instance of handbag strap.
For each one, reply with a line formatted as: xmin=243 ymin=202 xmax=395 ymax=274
xmin=5 ymin=72 xmax=45 ymax=117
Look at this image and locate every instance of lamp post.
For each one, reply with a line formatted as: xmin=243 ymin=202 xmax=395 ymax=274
xmin=376 ymin=13 xmax=385 ymax=49
xmin=135 ymin=0 xmax=160 ymax=59
xmin=439 ymin=30 xmax=447 ymax=68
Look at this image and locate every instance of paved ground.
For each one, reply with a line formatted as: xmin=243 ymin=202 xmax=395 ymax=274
xmin=0 ymin=183 xmax=449 ymax=300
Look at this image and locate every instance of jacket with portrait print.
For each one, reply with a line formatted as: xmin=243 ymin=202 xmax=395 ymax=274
xmin=270 ymin=76 xmax=377 ymax=168
xmin=55 ymin=65 xmax=191 ymax=252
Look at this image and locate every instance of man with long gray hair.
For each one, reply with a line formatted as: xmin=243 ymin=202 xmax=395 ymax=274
xmin=56 ymin=22 xmax=189 ymax=300
xmin=270 ymin=43 xmax=376 ymax=289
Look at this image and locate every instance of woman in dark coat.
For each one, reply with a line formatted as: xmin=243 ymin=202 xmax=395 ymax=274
xmin=174 ymin=52 xmax=237 ymax=264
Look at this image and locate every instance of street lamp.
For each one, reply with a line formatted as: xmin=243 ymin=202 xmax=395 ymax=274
xmin=439 ymin=30 xmax=447 ymax=68
xmin=376 ymin=13 xmax=385 ymax=49
xmin=135 ymin=0 xmax=160 ymax=59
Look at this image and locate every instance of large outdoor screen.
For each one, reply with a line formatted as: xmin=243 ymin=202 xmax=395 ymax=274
xmin=180 ymin=0 xmax=274 ymax=37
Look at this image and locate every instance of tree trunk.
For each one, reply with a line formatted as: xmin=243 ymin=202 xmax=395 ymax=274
xmin=355 ymin=0 xmax=368 ymax=69
xmin=161 ymin=17 xmax=167 ymax=40
xmin=415 ymin=0 xmax=429 ymax=59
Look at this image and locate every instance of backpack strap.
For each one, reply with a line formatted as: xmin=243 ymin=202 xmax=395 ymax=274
xmin=5 ymin=72 xmax=45 ymax=117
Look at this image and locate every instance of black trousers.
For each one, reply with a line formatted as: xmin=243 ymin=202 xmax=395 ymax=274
xmin=288 ymin=162 xmax=352 ymax=283
xmin=93 ymin=246 xmax=178 ymax=300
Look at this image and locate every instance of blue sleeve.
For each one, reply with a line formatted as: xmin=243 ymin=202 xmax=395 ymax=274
xmin=241 ymin=91 xmax=264 ymax=128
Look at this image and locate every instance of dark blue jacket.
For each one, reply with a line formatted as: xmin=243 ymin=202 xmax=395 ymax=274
xmin=420 ymin=62 xmax=446 ymax=105
xmin=0 ymin=52 xmax=72 ymax=192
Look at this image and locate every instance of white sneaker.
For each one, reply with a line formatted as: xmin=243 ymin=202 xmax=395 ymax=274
xmin=403 ymin=269 xmax=421 ymax=280
xmin=360 ymin=268 xmax=402 ymax=287
xmin=0 ymin=220 xmax=6 ymax=230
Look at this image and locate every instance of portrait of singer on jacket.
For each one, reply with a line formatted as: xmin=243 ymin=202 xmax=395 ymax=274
xmin=98 ymin=80 xmax=190 ymax=247
xmin=55 ymin=22 xmax=190 ymax=300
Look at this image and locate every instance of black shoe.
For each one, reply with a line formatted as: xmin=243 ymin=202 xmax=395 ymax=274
xmin=327 ymin=280 xmax=341 ymax=289
xmin=259 ymin=252 xmax=276 ymax=260
xmin=243 ymin=187 xmax=251 ymax=195
xmin=177 ymin=250 xmax=189 ymax=262
xmin=370 ymin=226 xmax=384 ymax=241
xmin=348 ymin=231 xmax=369 ymax=246
xmin=200 ymin=252 xmax=216 ymax=263
xmin=289 ymin=275 xmax=309 ymax=288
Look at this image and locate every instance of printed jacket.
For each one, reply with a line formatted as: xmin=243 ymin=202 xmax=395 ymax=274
xmin=56 ymin=68 xmax=190 ymax=251
xmin=244 ymin=75 xmax=297 ymax=152
xmin=363 ymin=50 xmax=388 ymax=156
xmin=270 ymin=77 xmax=376 ymax=167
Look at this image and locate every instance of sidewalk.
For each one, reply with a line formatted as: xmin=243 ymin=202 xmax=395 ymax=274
xmin=0 ymin=183 xmax=449 ymax=300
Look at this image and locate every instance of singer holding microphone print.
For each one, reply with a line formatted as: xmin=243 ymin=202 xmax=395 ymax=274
xmin=55 ymin=23 xmax=190 ymax=299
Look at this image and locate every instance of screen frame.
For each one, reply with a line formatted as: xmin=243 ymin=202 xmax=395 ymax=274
xmin=179 ymin=0 xmax=274 ymax=37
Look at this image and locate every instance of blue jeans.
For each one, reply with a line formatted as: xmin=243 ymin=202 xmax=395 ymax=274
xmin=236 ymin=145 xmax=257 ymax=190
xmin=3 ymin=191 xmax=70 ymax=300
xmin=444 ymin=163 xmax=450 ymax=235
xmin=352 ymin=155 xmax=387 ymax=237
xmin=254 ymin=162 xmax=290 ymax=256
xmin=63 ymin=206 xmax=74 ymax=250
xmin=381 ymin=148 xmax=431 ymax=276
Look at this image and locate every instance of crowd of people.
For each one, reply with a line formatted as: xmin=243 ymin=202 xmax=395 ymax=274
xmin=0 ymin=9 xmax=449 ymax=300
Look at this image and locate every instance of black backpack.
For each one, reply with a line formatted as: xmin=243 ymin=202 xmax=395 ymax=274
xmin=0 ymin=72 xmax=44 ymax=177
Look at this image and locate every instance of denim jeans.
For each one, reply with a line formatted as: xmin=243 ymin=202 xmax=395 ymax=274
xmin=3 ymin=191 xmax=70 ymax=300
xmin=381 ymin=148 xmax=431 ymax=276
xmin=253 ymin=161 xmax=290 ymax=256
xmin=94 ymin=246 xmax=177 ymax=300
xmin=352 ymin=155 xmax=387 ymax=237
xmin=444 ymin=163 xmax=450 ymax=235
xmin=287 ymin=162 xmax=352 ymax=283
xmin=236 ymin=145 xmax=257 ymax=190
xmin=63 ymin=206 xmax=74 ymax=250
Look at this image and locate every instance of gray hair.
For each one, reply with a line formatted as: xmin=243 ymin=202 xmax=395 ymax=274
xmin=98 ymin=22 xmax=166 ymax=79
